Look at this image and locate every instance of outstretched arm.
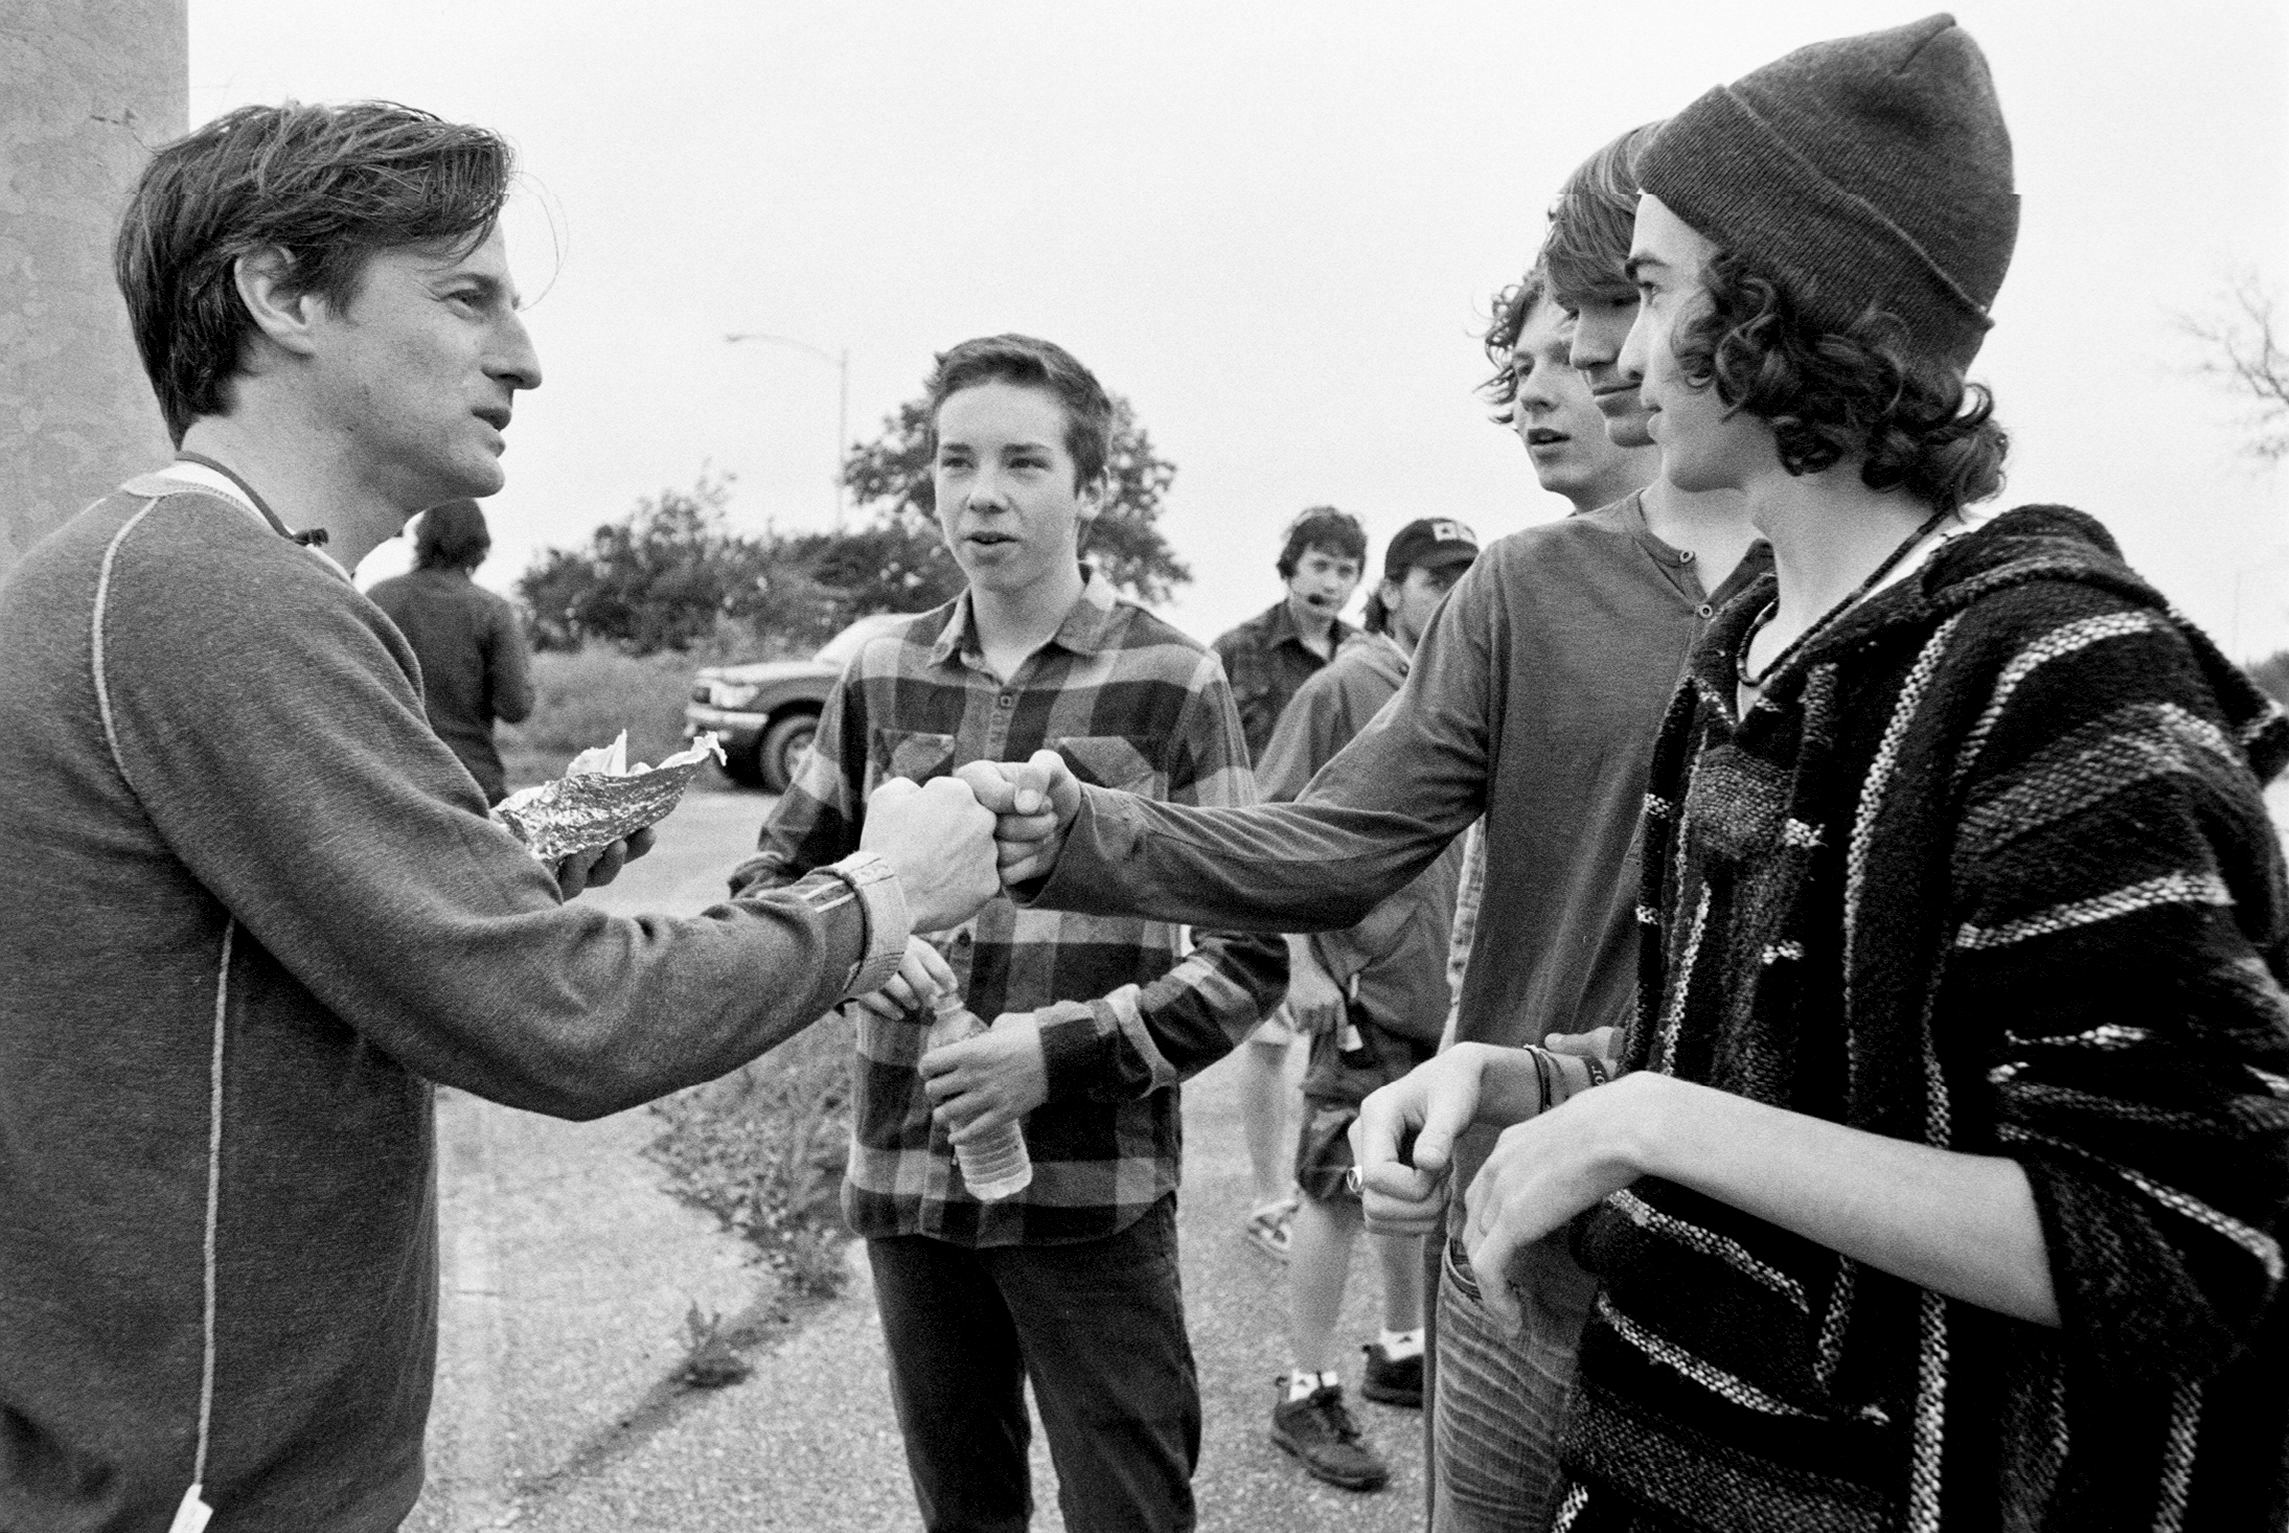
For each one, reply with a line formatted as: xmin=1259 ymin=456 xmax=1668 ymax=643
xmin=930 ymin=666 xmax=1288 ymax=1138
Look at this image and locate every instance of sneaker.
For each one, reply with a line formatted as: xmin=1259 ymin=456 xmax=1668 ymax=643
xmin=1244 ymin=1195 xmax=1298 ymax=1262
xmin=1360 ymin=1342 xmax=1423 ymax=1409
xmin=1270 ymin=1380 xmax=1389 ymax=1491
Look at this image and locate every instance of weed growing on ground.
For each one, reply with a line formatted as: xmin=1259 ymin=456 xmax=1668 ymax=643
xmin=678 ymin=1304 xmax=753 ymax=1389
xmin=646 ymin=1010 xmax=856 ymax=1299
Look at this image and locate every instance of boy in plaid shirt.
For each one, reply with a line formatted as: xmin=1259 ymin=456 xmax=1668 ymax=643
xmin=730 ymin=333 xmax=1285 ymax=1531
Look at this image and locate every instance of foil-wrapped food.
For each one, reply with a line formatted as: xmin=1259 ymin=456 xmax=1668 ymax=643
xmin=494 ymin=730 xmax=725 ymax=863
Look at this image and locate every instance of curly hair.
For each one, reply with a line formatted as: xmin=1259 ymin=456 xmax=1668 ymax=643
xmin=1477 ymin=267 xmax=1547 ymax=419
xmin=116 ymin=101 xmax=515 ymax=444
xmin=1671 ymin=246 xmax=2008 ymax=512
xmin=924 ymin=333 xmax=1114 ymax=490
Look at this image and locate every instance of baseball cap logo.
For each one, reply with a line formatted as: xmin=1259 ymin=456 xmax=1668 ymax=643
xmin=1431 ymin=520 xmax=1475 ymax=546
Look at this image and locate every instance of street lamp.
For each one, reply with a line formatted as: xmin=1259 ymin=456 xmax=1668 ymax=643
xmin=725 ymin=331 xmax=851 ymax=529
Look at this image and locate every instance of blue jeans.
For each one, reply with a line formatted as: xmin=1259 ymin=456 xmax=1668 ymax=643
xmin=866 ymin=1196 xmax=1200 ymax=1533
xmin=1431 ymin=1236 xmax=1593 ymax=1533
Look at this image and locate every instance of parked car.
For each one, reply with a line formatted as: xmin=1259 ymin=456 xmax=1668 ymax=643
xmin=683 ymin=612 xmax=911 ymax=792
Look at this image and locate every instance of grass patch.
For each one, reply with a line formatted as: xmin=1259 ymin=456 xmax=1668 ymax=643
xmin=644 ymin=1010 xmax=856 ymax=1300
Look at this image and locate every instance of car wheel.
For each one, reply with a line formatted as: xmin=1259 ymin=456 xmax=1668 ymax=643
xmin=759 ymin=711 xmax=819 ymax=794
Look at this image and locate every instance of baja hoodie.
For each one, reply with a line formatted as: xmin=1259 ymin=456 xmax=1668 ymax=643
xmin=1564 ymin=506 xmax=2289 ymax=1531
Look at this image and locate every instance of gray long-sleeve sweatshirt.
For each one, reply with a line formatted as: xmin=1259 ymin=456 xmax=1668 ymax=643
xmin=0 ymin=478 xmax=889 ymax=1531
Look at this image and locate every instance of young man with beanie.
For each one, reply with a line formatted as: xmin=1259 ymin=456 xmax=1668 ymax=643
xmin=1262 ymin=517 xmax=1481 ymax=1494
xmin=368 ymin=498 xmax=535 ymax=803
xmin=0 ymin=101 xmax=998 ymax=1532
xmin=1214 ymin=505 xmax=1368 ymax=1262
xmin=1362 ymin=16 xmax=2289 ymax=1528
xmin=734 ymin=334 xmax=1285 ymax=1533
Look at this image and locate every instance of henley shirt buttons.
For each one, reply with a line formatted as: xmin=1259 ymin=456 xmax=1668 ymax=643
xmin=997 ymin=693 xmax=1015 ymax=709
xmin=1698 ymin=603 xmax=1715 ymax=618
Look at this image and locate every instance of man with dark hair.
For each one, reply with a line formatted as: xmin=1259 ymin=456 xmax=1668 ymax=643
xmin=1214 ymin=504 xmax=1367 ymax=1261
xmin=1365 ymin=18 xmax=2289 ymax=1528
xmin=1221 ymin=505 xmax=1370 ymax=763
xmin=0 ymin=101 xmax=998 ymax=1531
xmin=733 ymin=333 xmax=1284 ymax=1532
xmin=368 ymin=499 xmax=535 ymax=803
xmin=1263 ymin=518 xmax=1479 ymax=1494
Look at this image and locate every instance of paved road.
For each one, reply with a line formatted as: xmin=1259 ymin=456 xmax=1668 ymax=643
xmin=406 ymin=787 xmax=1424 ymax=1531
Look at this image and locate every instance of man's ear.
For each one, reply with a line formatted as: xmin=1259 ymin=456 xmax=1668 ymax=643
xmin=233 ymin=247 xmax=328 ymax=359
xmin=1074 ymin=472 xmax=1107 ymax=526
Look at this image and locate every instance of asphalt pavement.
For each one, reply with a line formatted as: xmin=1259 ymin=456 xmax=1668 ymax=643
xmin=404 ymin=786 xmax=1424 ymax=1532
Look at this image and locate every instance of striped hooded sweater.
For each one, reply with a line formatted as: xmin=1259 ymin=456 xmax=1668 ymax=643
xmin=1562 ymin=506 xmax=2289 ymax=1532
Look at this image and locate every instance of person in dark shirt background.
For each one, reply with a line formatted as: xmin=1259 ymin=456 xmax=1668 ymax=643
xmin=369 ymin=498 xmax=536 ymax=803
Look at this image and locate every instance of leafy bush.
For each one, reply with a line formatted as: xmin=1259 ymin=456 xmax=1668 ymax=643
xmin=644 ymin=1010 xmax=856 ymax=1299
xmin=514 ymin=388 xmax=1192 ymax=666
xmin=495 ymin=645 xmax=698 ymax=791
xmin=520 ymin=472 xmax=780 ymax=654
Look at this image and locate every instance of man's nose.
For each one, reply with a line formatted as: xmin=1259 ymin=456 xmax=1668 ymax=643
xmin=489 ymin=312 xmax=542 ymax=391
xmin=965 ymin=471 xmax=1009 ymax=510
xmin=1617 ymin=313 xmax=1649 ymax=384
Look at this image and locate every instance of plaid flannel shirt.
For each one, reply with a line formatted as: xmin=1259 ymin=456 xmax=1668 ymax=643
xmin=730 ymin=569 xmax=1287 ymax=1246
xmin=1211 ymin=598 xmax=1354 ymax=763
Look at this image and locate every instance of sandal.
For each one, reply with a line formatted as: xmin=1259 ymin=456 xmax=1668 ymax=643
xmin=1245 ymin=1194 xmax=1299 ymax=1261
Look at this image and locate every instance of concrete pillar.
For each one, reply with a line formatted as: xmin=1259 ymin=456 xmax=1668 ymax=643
xmin=0 ymin=1 xmax=187 ymax=576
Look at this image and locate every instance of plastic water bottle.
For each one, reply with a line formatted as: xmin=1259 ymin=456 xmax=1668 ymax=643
xmin=928 ymin=992 xmax=1034 ymax=1201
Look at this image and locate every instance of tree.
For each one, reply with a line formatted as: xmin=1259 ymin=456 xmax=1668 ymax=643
xmin=518 ymin=471 xmax=776 ymax=652
xmin=2180 ymin=272 xmax=2289 ymax=462
xmin=517 ymin=390 xmax=1190 ymax=659
xmin=842 ymin=391 xmax=1190 ymax=606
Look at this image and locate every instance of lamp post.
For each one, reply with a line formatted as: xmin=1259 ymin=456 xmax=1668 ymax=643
xmin=725 ymin=332 xmax=850 ymax=530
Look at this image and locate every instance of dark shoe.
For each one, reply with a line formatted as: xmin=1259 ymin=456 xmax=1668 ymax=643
xmin=1270 ymin=1380 xmax=1389 ymax=1491
xmin=1361 ymin=1342 xmax=1423 ymax=1409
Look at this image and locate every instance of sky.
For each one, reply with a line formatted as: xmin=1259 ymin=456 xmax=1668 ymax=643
xmin=188 ymin=1 xmax=2289 ymax=657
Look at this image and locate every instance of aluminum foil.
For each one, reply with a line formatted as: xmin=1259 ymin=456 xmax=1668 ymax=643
xmin=494 ymin=731 xmax=724 ymax=863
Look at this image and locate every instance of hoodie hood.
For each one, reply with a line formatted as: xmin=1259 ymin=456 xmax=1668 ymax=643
xmin=1708 ymin=504 xmax=2289 ymax=784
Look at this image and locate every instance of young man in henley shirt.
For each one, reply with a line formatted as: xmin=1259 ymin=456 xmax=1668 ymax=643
xmin=962 ymin=124 xmax=1770 ymax=1533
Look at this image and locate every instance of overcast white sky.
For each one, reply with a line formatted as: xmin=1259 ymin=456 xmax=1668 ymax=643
xmin=189 ymin=1 xmax=2289 ymax=656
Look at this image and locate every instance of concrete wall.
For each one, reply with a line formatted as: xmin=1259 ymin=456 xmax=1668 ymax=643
xmin=1 ymin=1 xmax=187 ymax=576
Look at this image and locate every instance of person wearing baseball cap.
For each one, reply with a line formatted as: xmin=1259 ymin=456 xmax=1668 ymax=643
xmin=1371 ymin=16 xmax=2289 ymax=1528
xmin=1256 ymin=517 xmax=1480 ymax=1492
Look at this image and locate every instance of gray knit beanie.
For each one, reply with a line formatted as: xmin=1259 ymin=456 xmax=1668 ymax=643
xmin=1636 ymin=13 xmax=2018 ymax=372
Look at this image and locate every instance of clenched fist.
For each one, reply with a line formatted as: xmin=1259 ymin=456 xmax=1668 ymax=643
xmin=953 ymin=749 xmax=1083 ymax=887
xmin=862 ymin=775 xmax=1000 ymax=931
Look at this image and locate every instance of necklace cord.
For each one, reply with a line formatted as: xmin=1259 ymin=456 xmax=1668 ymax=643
xmin=1737 ymin=508 xmax=1950 ymax=689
